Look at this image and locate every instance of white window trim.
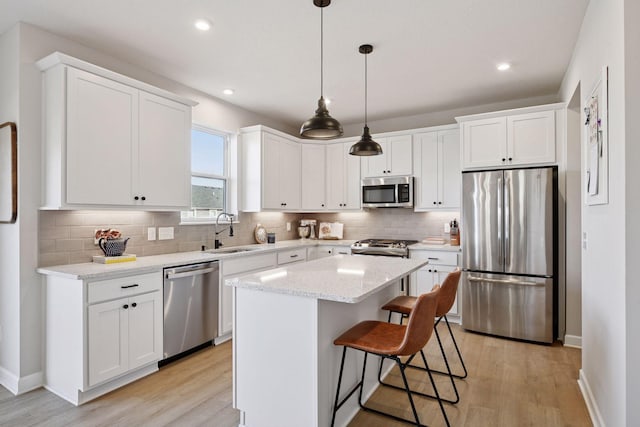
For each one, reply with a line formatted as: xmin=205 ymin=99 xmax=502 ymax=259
xmin=181 ymin=125 xmax=237 ymax=225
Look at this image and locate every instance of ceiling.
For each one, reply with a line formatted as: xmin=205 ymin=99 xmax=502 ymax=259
xmin=0 ymin=0 xmax=589 ymax=130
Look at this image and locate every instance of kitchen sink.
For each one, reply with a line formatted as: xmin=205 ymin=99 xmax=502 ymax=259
xmin=205 ymin=247 xmax=257 ymax=254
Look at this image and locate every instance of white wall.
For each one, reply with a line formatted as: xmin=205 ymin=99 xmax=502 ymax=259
xmin=342 ymin=94 xmax=559 ymax=136
xmin=559 ymin=0 xmax=626 ymax=425
xmin=0 ymin=26 xmax=21 ymax=392
xmin=565 ymin=88 xmax=582 ymax=345
xmin=624 ymin=1 xmax=640 ymax=425
xmin=0 ymin=21 xmax=293 ymax=395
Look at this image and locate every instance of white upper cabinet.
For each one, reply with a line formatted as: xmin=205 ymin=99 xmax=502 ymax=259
xmin=301 ymin=143 xmax=326 ymax=210
xmin=65 ymin=68 xmax=138 ymax=206
xmin=458 ymin=105 xmax=559 ymax=169
xmin=38 ymin=52 xmax=196 ymax=210
xmin=361 ymin=134 xmax=412 ymax=177
xmin=138 ymin=92 xmax=192 ymax=208
xmin=413 ymin=126 xmax=461 ymax=210
xmin=240 ymin=126 xmax=301 ymax=212
xmin=326 ymin=141 xmax=361 ymax=211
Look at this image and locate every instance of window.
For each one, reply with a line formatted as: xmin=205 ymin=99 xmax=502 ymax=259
xmin=181 ymin=126 xmax=229 ymax=222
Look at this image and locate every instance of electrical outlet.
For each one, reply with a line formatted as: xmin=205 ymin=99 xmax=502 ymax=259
xmin=286 ymin=222 xmax=291 ymax=231
xmin=444 ymin=222 xmax=451 ymax=234
xmin=158 ymin=227 xmax=174 ymax=240
xmin=147 ymin=227 xmax=156 ymax=241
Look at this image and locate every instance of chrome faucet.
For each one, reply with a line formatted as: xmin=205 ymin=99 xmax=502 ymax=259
xmin=214 ymin=212 xmax=235 ymax=249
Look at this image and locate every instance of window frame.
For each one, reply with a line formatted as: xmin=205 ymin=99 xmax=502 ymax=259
xmin=181 ymin=124 xmax=232 ymax=224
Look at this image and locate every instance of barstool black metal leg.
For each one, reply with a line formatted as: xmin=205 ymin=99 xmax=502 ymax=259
xmin=361 ymin=354 xmax=427 ymax=427
xmin=420 ymin=350 xmax=451 ymax=427
xmin=432 ymin=323 xmax=460 ymax=403
xmin=444 ymin=315 xmax=468 ymax=379
xmin=330 ymin=347 xmax=348 ymax=427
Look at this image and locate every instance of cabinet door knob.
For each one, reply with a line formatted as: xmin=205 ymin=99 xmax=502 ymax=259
xmin=508 ymin=157 xmax=513 ymax=161
xmin=134 ymin=196 xmax=139 ymax=201
xmin=141 ymin=196 xmax=146 ymax=201
xmin=321 ymin=203 xmax=325 ymax=207
xmin=123 ymin=304 xmax=129 ymax=309
xmin=131 ymin=302 xmax=137 ymax=308
xmin=433 ymin=201 xmax=437 ymax=205
xmin=502 ymin=158 xmax=506 ymax=162
xmin=438 ymin=201 xmax=442 ymax=205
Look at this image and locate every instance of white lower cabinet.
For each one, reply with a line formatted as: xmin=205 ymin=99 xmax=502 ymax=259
xmin=44 ymin=271 xmax=163 ymax=405
xmin=409 ymin=249 xmax=461 ymax=320
xmin=88 ymin=291 xmax=162 ymax=387
xmin=219 ymin=253 xmax=278 ymax=339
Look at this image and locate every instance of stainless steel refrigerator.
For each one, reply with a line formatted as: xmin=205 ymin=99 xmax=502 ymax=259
xmin=461 ymin=166 xmax=557 ymax=343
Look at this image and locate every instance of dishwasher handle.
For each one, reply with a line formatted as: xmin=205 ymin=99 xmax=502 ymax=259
xmin=165 ymin=267 xmax=216 ymax=280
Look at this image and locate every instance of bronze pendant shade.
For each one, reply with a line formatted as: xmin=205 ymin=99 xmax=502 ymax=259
xmin=350 ymin=44 xmax=382 ymax=156
xmin=300 ymin=0 xmax=343 ymax=139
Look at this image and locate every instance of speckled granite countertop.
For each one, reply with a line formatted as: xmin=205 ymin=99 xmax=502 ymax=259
xmin=226 ymin=254 xmax=428 ymax=303
xmin=37 ymin=239 xmax=355 ymax=280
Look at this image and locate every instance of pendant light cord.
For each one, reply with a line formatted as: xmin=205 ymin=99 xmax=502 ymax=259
xmin=364 ymin=50 xmax=368 ymax=126
xmin=320 ymin=7 xmax=324 ymax=98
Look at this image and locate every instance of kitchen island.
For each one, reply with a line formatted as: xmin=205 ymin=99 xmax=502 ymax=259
xmin=226 ymin=255 xmax=428 ymax=427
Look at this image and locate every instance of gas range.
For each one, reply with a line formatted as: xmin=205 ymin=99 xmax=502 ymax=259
xmin=350 ymin=239 xmax=418 ymax=257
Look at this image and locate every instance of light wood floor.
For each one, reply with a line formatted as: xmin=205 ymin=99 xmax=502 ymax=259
xmin=0 ymin=325 xmax=592 ymax=427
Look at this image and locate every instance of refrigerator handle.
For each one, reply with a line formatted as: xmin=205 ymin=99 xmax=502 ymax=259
xmin=497 ymin=176 xmax=503 ymax=266
xmin=504 ymin=174 xmax=510 ymax=267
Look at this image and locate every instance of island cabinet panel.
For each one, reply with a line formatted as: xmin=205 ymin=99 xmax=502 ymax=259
xmin=230 ymin=255 xmax=427 ymax=427
xmin=44 ymin=271 xmax=163 ymax=405
xmin=233 ymin=283 xmax=398 ymax=427
xmin=458 ymin=104 xmax=560 ymax=170
xmin=38 ymin=53 xmax=194 ymax=210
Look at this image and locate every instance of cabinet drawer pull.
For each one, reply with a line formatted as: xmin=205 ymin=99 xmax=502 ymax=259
xmin=290 ymin=254 xmax=299 ymax=258
xmin=121 ymin=284 xmax=139 ymax=289
xmin=427 ymin=257 xmax=439 ymax=260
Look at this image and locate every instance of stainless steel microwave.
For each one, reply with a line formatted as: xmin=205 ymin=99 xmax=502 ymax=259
xmin=362 ymin=176 xmax=413 ymax=208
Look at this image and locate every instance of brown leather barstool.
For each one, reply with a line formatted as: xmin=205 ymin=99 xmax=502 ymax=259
xmin=330 ymin=287 xmax=449 ymax=427
xmin=381 ymin=269 xmax=466 ymax=403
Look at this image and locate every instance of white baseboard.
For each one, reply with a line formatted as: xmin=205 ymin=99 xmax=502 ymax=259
xmin=564 ymin=334 xmax=582 ymax=348
xmin=578 ymin=368 xmax=604 ymax=427
xmin=0 ymin=367 xmax=42 ymax=395
xmin=17 ymin=370 xmax=43 ymax=394
xmin=0 ymin=365 xmax=19 ymax=395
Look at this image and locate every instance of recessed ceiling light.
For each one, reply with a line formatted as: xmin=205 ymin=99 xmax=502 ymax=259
xmin=497 ymin=62 xmax=511 ymax=71
xmin=194 ymin=19 xmax=211 ymax=31
xmin=223 ymin=89 xmax=234 ymax=95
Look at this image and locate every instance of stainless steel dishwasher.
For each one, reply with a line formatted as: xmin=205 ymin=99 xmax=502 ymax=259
xmin=163 ymin=261 xmax=219 ymax=361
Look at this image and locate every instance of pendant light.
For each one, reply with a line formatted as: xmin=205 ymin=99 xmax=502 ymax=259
xmin=349 ymin=44 xmax=382 ymax=156
xmin=300 ymin=0 xmax=343 ymax=139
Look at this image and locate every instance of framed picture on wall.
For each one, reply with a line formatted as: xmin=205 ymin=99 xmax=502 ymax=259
xmin=584 ymin=66 xmax=609 ymax=206
xmin=0 ymin=121 xmax=17 ymax=223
